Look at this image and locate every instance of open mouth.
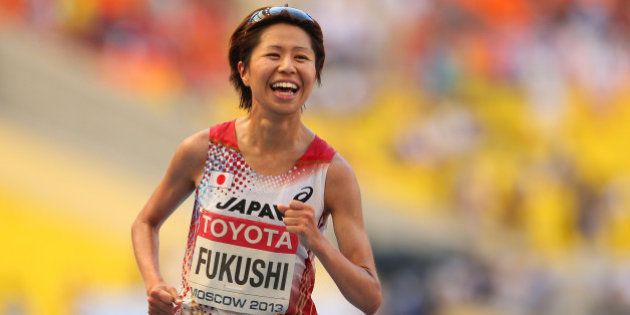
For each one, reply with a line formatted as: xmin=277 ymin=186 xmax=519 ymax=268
xmin=270 ymin=81 xmax=300 ymax=95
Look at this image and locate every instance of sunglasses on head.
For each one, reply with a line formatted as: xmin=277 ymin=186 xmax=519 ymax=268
xmin=247 ymin=6 xmax=315 ymax=25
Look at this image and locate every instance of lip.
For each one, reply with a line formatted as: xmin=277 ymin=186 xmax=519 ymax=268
xmin=270 ymin=86 xmax=299 ymax=101
xmin=269 ymin=79 xmax=301 ymax=101
xmin=270 ymin=80 xmax=301 ymax=89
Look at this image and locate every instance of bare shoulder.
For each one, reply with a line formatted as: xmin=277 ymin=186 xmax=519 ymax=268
xmin=167 ymin=128 xmax=210 ymax=186
xmin=177 ymin=128 xmax=209 ymax=161
xmin=326 ymin=153 xmax=356 ymax=185
xmin=324 ymin=153 xmax=361 ymax=212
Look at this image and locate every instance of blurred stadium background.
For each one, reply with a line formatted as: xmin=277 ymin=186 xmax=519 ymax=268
xmin=1 ymin=0 xmax=630 ymax=314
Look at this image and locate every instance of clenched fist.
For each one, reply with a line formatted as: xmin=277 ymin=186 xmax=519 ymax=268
xmin=277 ymin=200 xmax=324 ymax=251
xmin=147 ymin=282 xmax=182 ymax=315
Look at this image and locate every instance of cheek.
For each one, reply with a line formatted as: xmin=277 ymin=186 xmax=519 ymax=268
xmin=252 ymin=63 xmax=275 ymax=82
xmin=303 ymin=66 xmax=317 ymax=86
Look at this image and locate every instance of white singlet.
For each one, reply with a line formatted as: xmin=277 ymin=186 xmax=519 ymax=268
xmin=177 ymin=120 xmax=336 ymax=315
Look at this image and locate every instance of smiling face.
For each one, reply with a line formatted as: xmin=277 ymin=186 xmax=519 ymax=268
xmin=238 ymin=23 xmax=317 ymax=116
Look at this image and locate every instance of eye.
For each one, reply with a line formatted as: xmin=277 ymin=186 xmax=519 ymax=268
xmin=295 ymin=55 xmax=311 ymax=61
xmin=266 ymin=53 xmax=280 ymax=59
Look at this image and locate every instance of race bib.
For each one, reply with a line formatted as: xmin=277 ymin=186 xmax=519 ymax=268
xmin=188 ymin=210 xmax=298 ymax=314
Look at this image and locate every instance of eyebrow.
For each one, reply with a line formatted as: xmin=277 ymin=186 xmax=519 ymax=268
xmin=267 ymin=45 xmax=313 ymax=52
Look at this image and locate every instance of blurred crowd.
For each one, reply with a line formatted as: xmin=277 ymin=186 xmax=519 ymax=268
xmin=2 ymin=0 xmax=630 ymax=314
xmin=1 ymin=0 xmax=232 ymax=100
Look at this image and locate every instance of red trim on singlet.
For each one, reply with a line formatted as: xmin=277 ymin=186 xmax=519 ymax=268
xmin=299 ymin=256 xmax=317 ymax=315
xmin=287 ymin=255 xmax=317 ymax=315
xmin=208 ymin=120 xmax=239 ymax=150
xmin=209 ymin=120 xmax=336 ymax=165
xmin=296 ymin=136 xmax=336 ymax=166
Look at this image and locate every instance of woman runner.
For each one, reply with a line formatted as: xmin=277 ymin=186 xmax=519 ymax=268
xmin=131 ymin=6 xmax=382 ymax=315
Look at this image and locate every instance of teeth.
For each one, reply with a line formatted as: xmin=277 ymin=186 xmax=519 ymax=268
xmin=272 ymin=82 xmax=298 ymax=90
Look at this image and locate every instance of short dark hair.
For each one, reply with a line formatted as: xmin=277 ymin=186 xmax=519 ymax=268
xmin=228 ymin=6 xmax=325 ymax=111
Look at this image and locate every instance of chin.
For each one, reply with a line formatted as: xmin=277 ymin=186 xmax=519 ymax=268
xmin=274 ymin=107 xmax=302 ymax=116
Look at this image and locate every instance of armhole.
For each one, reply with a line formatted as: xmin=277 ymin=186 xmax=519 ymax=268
xmin=195 ymin=127 xmax=214 ymax=191
xmin=319 ymin=153 xmax=338 ymax=228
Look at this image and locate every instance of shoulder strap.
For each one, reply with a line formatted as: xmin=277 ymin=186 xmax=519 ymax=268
xmin=296 ymin=136 xmax=336 ymax=167
xmin=208 ymin=120 xmax=239 ymax=150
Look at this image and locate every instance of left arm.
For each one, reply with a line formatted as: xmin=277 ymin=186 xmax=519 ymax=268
xmin=278 ymin=155 xmax=382 ymax=314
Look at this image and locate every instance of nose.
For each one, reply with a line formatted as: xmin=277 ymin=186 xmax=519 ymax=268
xmin=277 ymin=55 xmax=296 ymax=74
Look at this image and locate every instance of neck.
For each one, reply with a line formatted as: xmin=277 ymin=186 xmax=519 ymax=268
xmin=238 ymin=109 xmax=307 ymax=153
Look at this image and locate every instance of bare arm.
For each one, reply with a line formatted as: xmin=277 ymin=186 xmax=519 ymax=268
xmin=278 ymin=155 xmax=382 ymax=314
xmin=131 ymin=130 xmax=208 ymax=314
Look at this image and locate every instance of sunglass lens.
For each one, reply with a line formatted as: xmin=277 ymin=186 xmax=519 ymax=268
xmin=249 ymin=7 xmax=314 ymax=25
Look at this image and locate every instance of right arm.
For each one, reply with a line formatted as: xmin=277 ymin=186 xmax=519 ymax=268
xmin=131 ymin=130 xmax=208 ymax=315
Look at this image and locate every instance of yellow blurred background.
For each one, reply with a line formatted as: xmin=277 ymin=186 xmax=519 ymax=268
xmin=1 ymin=0 xmax=630 ymax=314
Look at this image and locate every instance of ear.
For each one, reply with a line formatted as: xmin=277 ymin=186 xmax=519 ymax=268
xmin=237 ymin=61 xmax=250 ymax=87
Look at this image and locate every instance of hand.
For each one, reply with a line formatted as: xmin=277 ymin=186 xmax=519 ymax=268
xmin=277 ymin=200 xmax=324 ymax=250
xmin=147 ymin=282 xmax=182 ymax=315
